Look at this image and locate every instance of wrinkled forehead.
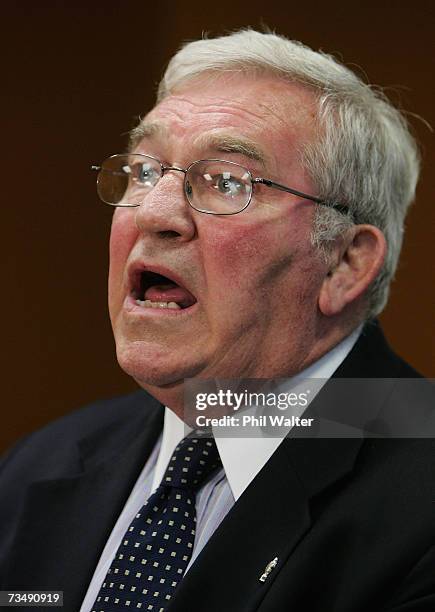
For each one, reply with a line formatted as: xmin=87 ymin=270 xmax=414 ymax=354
xmin=130 ymin=73 xmax=319 ymax=172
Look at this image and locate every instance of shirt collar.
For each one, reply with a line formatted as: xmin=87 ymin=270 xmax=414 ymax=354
xmin=152 ymin=325 xmax=362 ymax=500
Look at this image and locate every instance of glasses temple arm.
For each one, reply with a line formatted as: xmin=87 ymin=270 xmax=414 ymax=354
xmin=254 ymin=177 xmax=349 ymax=215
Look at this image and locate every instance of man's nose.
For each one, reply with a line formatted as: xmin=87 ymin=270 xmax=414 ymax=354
xmin=134 ymin=171 xmax=196 ymax=241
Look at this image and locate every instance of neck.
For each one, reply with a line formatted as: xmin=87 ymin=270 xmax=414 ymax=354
xmin=140 ymin=318 xmax=364 ymax=421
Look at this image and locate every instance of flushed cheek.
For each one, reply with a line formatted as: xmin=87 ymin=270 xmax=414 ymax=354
xmin=199 ymin=218 xmax=304 ymax=299
xmin=109 ymin=210 xmax=138 ymax=309
xmin=110 ymin=208 xmax=138 ymax=253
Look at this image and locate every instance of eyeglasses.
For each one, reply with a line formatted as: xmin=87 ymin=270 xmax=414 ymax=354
xmin=91 ymin=153 xmax=349 ymax=216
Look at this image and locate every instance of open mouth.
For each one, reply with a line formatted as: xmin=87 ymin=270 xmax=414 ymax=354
xmin=131 ymin=270 xmax=197 ymax=311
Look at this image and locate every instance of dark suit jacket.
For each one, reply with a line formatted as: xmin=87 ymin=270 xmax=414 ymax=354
xmin=1 ymin=322 xmax=434 ymax=611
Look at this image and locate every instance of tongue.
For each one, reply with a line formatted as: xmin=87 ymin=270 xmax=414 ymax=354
xmin=144 ymin=283 xmax=196 ymax=308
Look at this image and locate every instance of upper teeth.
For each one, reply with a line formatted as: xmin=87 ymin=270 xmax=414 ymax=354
xmin=136 ymin=299 xmax=181 ymax=310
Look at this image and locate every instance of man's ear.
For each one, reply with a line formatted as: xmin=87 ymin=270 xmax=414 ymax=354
xmin=318 ymin=225 xmax=387 ymax=317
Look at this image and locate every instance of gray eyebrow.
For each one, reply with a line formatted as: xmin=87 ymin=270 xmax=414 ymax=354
xmin=194 ymin=133 xmax=267 ymax=166
xmin=128 ymin=120 xmax=169 ymax=151
xmin=129 ymin=122 xmax=267 ymax=168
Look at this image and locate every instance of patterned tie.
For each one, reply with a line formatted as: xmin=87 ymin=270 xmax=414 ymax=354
xmin=92 ymin=433 xmax=221 ymax=611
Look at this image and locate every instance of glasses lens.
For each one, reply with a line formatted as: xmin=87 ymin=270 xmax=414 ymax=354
xmin=185 ymin=160 xmax=252 ymax=214
xmin=97 ymin=154 xmax=162 ymax=206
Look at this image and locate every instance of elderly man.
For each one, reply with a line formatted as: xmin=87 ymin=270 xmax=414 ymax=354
xmin=1 ymin=29 xmax=434 ymax=612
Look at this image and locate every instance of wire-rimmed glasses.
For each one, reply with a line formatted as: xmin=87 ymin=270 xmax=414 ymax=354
xmin=91 ymin=153 xmax=349 ymax=216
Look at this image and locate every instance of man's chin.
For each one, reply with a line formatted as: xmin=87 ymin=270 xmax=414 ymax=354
xmin=116 ymin=339 xmax=190 ymax=378
xmin=116 ymin=345 xmax=200 ymax=396
xmin=119 ymin=359 xmax=188 ymax=389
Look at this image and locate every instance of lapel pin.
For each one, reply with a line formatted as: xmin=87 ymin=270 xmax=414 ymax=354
xmin=259 ymin=556 xmax=278 ymax=582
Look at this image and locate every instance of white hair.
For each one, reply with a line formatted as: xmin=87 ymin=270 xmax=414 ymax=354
xmin=157 ymin=29 xmax=420 ymax=316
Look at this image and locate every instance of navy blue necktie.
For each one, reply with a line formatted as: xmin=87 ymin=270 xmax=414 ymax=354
xmin=92 ymin=433 xmax=221 ymax=611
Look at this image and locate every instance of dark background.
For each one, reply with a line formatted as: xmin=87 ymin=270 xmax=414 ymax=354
xmin=2 ymin=1 xmax=434 ymax=453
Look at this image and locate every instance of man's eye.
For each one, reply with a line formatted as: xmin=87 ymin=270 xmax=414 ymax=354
xmin=131 ymin=163 xmax=160 ymax=186
xmin=213 ymin=174 xmax=244 ymax=197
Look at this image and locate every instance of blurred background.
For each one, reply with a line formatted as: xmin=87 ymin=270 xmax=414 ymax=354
xmin=1 ymin=1 xmax=434 ymax=453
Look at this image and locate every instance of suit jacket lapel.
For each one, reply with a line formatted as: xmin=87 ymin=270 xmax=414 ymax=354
xmin=167 ymin=438 xmax=310 ymax=611
xmin=169 ymin=436 xmax=364 ymax=611
xmin=5 ymin=400 xmax=164 ymax=612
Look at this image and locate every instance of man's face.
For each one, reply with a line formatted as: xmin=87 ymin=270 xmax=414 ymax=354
xmin=108 ymin=74 xmax=329 ymax=402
